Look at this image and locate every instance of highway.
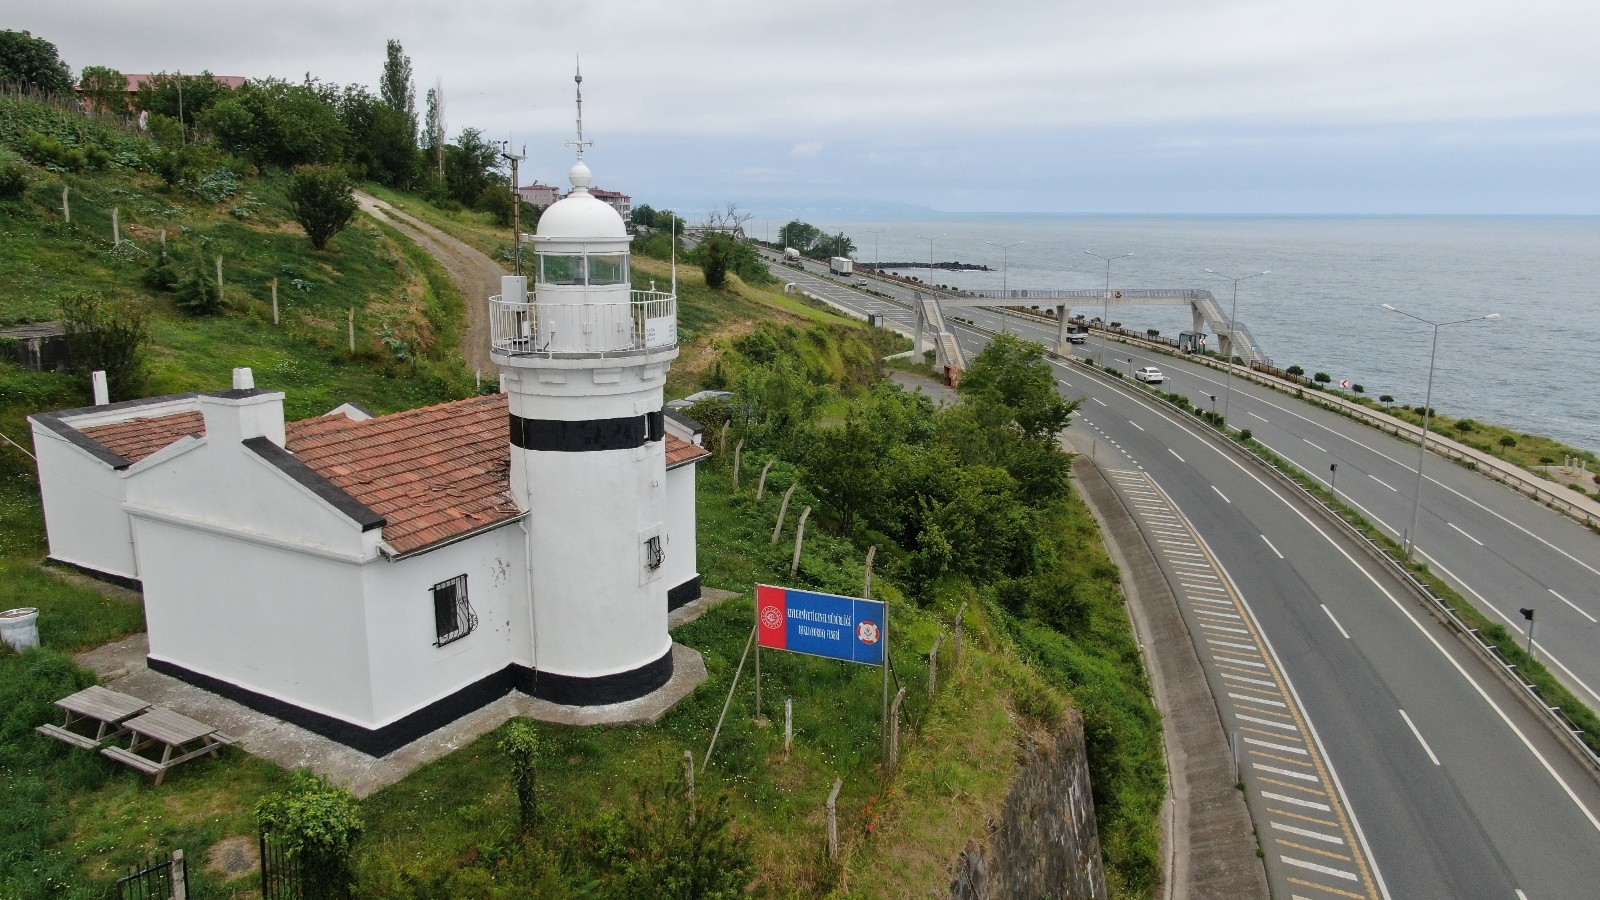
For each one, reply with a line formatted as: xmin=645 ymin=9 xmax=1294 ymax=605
xmin=764 ymin=252 xmax=1600 ymax=898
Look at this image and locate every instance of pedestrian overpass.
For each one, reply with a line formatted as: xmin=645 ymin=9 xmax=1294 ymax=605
xmin=913 ymin=287 xmax=1265 ymax=367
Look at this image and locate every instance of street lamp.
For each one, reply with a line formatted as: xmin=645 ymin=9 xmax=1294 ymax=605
xmin=1381 ymin=303 xmax=1500 ymax=560
xmin=1203 ymin=267 xmax=1270 ymax=428
xmin=986 ymin=240 xmax=1025 ymax=334
xmin=1085 ymin=250 xmax=1133 ymax=366
xmin=916 ymin=234 xmax=944 ymax=289
xmin=867 ymin=229 xmax=885 ymax=275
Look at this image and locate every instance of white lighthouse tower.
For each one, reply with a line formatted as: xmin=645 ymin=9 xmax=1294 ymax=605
xmin=489 ymin=69 xmax=680 ymax=705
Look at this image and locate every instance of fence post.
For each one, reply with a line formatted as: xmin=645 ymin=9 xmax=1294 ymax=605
xmin=733 ymin=439 xmax=744 ymax=491
xmin=215 ymin=255 xmax=224 ymax=302
xmin=719 ymin=420 xmax=730 ymax=458
xmin=785 ymin=698 xmax=793 ymax=755
xmin=270 ymin=278 xmax=279 ymax=324
xmin=954 ymin=601 xmax=968 ymax=669
xmin=61 ymin=185 xmax=69 ymax=224
xmin=928 ymin=632 xmax=943 ymax=698
xmin=348 ymin=307 xmax=355 ymax=353
xmin=771 ymin=483 xmax=797 ymax=544
xmin=790 ymin=506 xmax=811 ymax=576
xmin=683 ymin=750 xmax=695 ymax=823
xmin=826 ymin=778 xmax=843 ymax=861
xmin=112 ymin=206 xmax=120 ymax=247
xmin=756 ymin=460 xmax=773 ymax=500
xmin=863 ymin=545 xmax=876 ymax=600
xmin=171 ymin=849 xmax=188 ymax=900
xmin=890 ymin=688 xmax=907 ymax=768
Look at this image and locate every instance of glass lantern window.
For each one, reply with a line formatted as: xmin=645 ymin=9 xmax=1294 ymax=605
xmin=540 ymin=254 xmax=584 ymax=285
xmin=587 ymin=254 xmax=629 ymax=285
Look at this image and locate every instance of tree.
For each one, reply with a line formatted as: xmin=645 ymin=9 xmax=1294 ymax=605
xmin=778 ymin=219 xmax=822 ymax=253
xmin=958 ymin=333 xmax=1075 ymax=440
xmin=173 ymin=255 xmax=223 ymax=315
xmin=60 ymin=292 xmax=148 ymax=398
xmin=135 ymin=71 xmax=235 ymax=131
xmin=379 ymin=39 xmax=416 ymax=122
xmin=499 ymin=720 xmax=540 ymax=833
xmin=816 ymin=230 xmax=856 ymax=258
xmin=78 ymin=65 xmax=129 ymax=116
xmin=202 ymin=78 xmax=347 ymax=169
xmin=696 ymin=232 xmax=734 ymax=289
xmin=444 ymin=127 xmax=501 ymax=206
xmin=0 ymin=30 xmax=72 ymax=94
xmin=287 ymin=165 xmax=359 ymax=251
xmin=338 ymin=85 xmax=416 ymax=187
xmin=806 ymin=415 xmax=883 ymax=534
xmin=422 ymin=82 xmax=446 ymax=177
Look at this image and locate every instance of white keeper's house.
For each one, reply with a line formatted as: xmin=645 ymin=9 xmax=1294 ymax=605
xmin=28 ymin=97 xmax=708 ymax=756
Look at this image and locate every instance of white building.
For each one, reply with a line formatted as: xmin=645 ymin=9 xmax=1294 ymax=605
xmin=28 ymin=87 xmax=707 ymax=756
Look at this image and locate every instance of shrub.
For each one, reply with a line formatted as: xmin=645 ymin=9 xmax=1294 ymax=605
xmin=1379 ymin=394 xmax=1394 ymax=404
xmin=1454 ymin=419 xmax=1475 ymax=432
xmin=287 ymin=165 xmax=359 ymax=251
xmin=60 ymin=292 xmax=148 ymax=398
xmin=1239 ymin=428 xmax=1252 ymax=441
xmin=0 ymin=159 xmax=27 ymax=201
xmin=1146 ymin=328 xmax=1159 ymax=337
xmin=1499 ymin=435 xmax=1517 ymax=449
xmin=588 ymin=774 xmax=755 ymax=900
xmin=1287 ymin=364 xmax=1305 ymax=377
xmin=1540 ymin=456 xmax=1556 ymax=465
xmin=140 ymin=251 xmax=180 ymax=293
xmin=1352 ymin=384 xmax=1365 ymax=393
xmin=174 ymin=256 xmax=223 ymax=315
xmin=499 ymin=719 xmax=540 ymax=833
xmin=256 ymin=772 xmax=363 ymax=899
xmin=1313 ymin=372 xmax=1331 ymax=384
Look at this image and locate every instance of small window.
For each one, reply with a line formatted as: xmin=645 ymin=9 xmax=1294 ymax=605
xmin=432 ymin=575 xmax=477 ymax=647
xmin=644 ymin=535 xmax=665 ymax=571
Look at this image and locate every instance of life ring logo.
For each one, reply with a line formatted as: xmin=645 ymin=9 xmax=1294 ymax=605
xmin=760 ymin=605 xmax=783 ymax=630
xmin=857 ymin=620 xmax=880 ymax=645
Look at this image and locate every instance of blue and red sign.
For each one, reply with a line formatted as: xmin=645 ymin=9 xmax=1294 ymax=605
xmin=757 ymin=584 xmax=885 ymax=666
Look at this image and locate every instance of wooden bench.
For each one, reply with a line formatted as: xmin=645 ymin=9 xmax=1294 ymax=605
xmin=102 ymin=706 xmax=234 ymax=785
xmin=37 ymin=685 xmax=151 ymax=749
xmin=35 ymin=722 xmax=105 ymax=750
xmin=100 ymin=745 xmax=167 ymax=776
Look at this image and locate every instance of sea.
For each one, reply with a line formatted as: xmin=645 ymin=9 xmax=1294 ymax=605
xmin=802 ymin=215 xmax=1600 ymax=455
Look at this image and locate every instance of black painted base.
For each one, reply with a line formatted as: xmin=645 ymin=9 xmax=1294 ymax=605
xmin=47 ymin=556 xmax=142 ymax=593
xmin=667 ymin=575 xmax=702 ymax=611
xmin=147 ymin=647 xmax=678 ymax=758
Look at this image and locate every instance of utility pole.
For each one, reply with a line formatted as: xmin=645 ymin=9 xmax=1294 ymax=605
xmin=501 ymin=142 xmax=526 ymax=276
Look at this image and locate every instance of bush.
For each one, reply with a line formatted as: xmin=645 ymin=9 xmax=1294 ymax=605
xmin=287 ymin=165 xmax=359 ymax=251
xmin=587 ymin=773 xmax=755 ymax=900
xmin=1313 ymin=372 xmax=1331 ymax=384
xmin=173 ymin=256 xmax=223 ymax=315
xmin=1379 ymin=394 xmax=1394 ymax=404
xmin=1499 ymin=435 xmax=1517 ymax=449
xmin=499 ymin=720 xmax=540 ymax=833
xmin=1352 ymin=384 xmax=1364 ymax=393
xmin=140 ymin=251 xmax=180 ymax=293
xmin=1454 ymin=419 xmax=1475 ymax=432
xmin=1286 ymin=364 xmax=1305 ymax=377
xmin=1239 ymin=428 xmax=1253 ymax=441
xmin=60 ymin=292 xmax=148 ymax=397
xmin=0 ymin=159 xmax=29 ymax=201
xmin=256 ymin=772 xmax=363 ymax=899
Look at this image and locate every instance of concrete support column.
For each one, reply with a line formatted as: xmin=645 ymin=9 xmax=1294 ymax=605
xmin=1055 ymin=306 xmax=1070 ymax=353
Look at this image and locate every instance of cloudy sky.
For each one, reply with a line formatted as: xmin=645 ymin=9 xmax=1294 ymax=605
xmin=15 ymin=0 xmax=1600 ymax=216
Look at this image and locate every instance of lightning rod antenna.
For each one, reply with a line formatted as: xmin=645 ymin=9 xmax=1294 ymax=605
xmin=566 ymin=57 xmax=593 ymax=161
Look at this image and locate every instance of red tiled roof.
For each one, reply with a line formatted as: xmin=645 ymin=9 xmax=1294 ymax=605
xmin=284 ymin=395 xmax=517 ymax=554
xmin=78 ymin=411 xmax=203 ymax=463
xmin=68 ymin=393 xmax=706 ymax=554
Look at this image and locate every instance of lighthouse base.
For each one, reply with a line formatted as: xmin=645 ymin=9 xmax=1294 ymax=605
xmin=518 ymin=648 xmax=674 ymax=706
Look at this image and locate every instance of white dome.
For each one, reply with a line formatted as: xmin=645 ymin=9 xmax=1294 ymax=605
xmin=535 ymin=190 xmax=627 ymax=240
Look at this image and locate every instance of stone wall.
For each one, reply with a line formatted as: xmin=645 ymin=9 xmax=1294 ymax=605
xmin=950 ymin=708 xmax=1108 ymax=900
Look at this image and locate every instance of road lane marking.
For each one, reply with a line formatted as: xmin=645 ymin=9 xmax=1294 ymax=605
xmin=1169 ymin=449 xmax=1185 ymax=462
xmin=1321 ymin=604 xmax=1352 ymax=639
xmin=1213 ymin=485 xmax=1232 ymax=503
xmin=1246 ymin=735 xmax=1304 ymax=752
xmin=1281 ymin=857 xmax=1359 ymax=882
xmin=1448 ymin=522 xmax=1485 ymax=546
xmin=1093 ymin=397 xmax=1107 ymax=406
xmin=1397 ymin=709 xmax=1441 ymax=766
xmin=1273 ymin=821 xmax=1345 ymax=844
xmin=1129 ymin=420 xmax=1145 ymax=431
xmin=1369 ymin=474 xmax=1397 ymax=491
xmin=1241 ymin=715 xmax=1300 ymax=733
xmin=1250 ymin=411 xmax=1269 ymax=422
xmin=1551 ymin=588 xmax=1597 ymax=624
xmin=1305 ymin=438 xmax=1327 ymax=452
xmin=1262 ymin=535 xmax=1285 ymax=559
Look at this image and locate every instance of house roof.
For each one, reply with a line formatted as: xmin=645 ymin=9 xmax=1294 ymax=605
xmin=60 ymin=393 xmax=709 ymax=555
xmin=79 ymin=411 xmax=204 ymax=464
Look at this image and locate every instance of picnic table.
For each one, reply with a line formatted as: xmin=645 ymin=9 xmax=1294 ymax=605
xmin=101 ymin=706 xmax=236 ymax=785
xmin=35 ymin=685 xmax=151 ymax=749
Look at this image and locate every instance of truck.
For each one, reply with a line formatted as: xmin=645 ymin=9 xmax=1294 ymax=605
xmin=783 ymin=247 xmax=801 ymax=263
xmin=829 ymin=257 xmax=854 ymax=276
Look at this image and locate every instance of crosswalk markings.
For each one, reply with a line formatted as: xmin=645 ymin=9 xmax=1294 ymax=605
xmin=1273 ymin=821 xmax=1346 ymax=845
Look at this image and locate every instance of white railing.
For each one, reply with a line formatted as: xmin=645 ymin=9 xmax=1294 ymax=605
xmin=489 ymin=290 xmax=677 ymax=356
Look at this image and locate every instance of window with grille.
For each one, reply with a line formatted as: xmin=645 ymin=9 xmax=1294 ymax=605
xmin=432 ymin=575 xmax=477 ymax=647
xmin=645 ymin=535 xmax=665 ymax=571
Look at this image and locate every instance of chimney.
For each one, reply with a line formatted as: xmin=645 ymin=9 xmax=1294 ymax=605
xmin=91 ymin=371 xmax=109 ymax=405
xmin=199 ymin=370 xmax=285 ymax=448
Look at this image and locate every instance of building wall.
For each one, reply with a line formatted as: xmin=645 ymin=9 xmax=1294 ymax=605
xmin=133 ymin=513 xmax=378 ymax=725
xmin=361 ymin=523 xmax=530 ymax=727
xmin=664 ymin=462 xmax=698 ymax=597
xmin=29 ymin=422 xmax=138 ymax=580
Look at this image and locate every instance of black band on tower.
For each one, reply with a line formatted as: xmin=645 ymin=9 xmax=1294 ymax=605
xmin=509 ymin=412 xmax=653 ymax=452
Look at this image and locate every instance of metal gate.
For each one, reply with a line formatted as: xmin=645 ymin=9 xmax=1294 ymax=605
xmin=115 ymin=851 xmax=186 ymax=900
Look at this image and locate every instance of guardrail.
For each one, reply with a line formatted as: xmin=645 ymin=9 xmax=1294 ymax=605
xmin=489 ymin=290 xmax=676 ymax=357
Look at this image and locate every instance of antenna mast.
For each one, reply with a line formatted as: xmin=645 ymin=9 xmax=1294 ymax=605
xmin=566 ymin=58 xmax=593 ymax=161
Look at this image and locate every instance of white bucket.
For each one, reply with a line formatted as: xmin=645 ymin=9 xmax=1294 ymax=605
xmin=0 ymin=607 xmax=40 ymax=652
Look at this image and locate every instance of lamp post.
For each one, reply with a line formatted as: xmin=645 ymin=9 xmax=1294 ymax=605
xmin=867 ymin=229 xmax=884 ymax=275
xmin=1203 ymin=267 xmax=1270 ymax=428
xmin=1381 ymin=303 xmax=1500 ymax=560
xmin=916 ymin=234 xmax=944 ymax=289
xmin=1085 ymin=250 xmax=1133 ymax=366
xmin=986 ymin=240 xmax=1025 ymax=334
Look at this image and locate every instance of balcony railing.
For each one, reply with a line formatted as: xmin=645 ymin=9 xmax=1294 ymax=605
xmin=489 ymin=290 xmax=677 ymax=357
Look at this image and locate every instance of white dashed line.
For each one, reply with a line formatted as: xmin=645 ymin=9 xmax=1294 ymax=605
xmin=1448 ymin=523 xmax=1485 ymax=546
xmin=1398 ymin=709 xmax=1441 ymax=766
xmin=1093 ymin=397 xmax=1107 ymax=406
xmin=1369 ymin=474 xmax=1397 ymax=491
xmin=1304 ymin=438 xmax=1327 ymax=452
xmin=1213 ymin=485 xmax=1231 ymax=503
xmin=1551 ymin=589 xmax=1597 ymax=624
xmin=1321 ymin=604 xmax=1351 ymax=639
xmin=1249 ymin=411 xmax=1268 ymax=422
xmin=1169 ymin=449 xmax=1185 ymax=462
xmin=1129 ymin=420 xmax=1145 ymax=431
xmin=1261 ymin=535 xmax=1285 ymax=559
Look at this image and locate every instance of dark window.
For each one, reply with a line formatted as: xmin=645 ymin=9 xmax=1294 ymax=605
xmin=645 ymin=535 xmax=665 ymax=571
xmin=432 ymin=575 xmax=477 ymax=647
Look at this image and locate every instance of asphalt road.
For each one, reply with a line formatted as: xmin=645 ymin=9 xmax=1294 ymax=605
xmin=766 ymin=253 xmax=1600 ymax=898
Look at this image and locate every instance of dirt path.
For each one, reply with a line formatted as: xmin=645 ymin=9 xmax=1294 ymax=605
xmin=355 ymin=191 xmax=503 ymax=378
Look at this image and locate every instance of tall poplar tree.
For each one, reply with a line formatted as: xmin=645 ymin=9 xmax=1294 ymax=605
xmin=380 ymin=39 xmax=416 ymax=124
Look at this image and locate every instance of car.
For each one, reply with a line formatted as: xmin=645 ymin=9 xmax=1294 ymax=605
xmin=1066 ymin=333 xmax=1087 ymax=344
xmin=1133 ymin=366 xmax=1164 ymax=384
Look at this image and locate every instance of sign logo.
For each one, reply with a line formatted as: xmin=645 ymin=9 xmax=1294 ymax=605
xmin=760 ymin=604 xmax=783 ymax=631
xmin=857 ymin=619 xmax=880 ymax=645
xmin=756 ymin=584 xmax=886 ymax=666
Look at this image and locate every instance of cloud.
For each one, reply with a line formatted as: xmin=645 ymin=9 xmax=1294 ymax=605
xmin=790 ymin=141 xmax=824 ymax=159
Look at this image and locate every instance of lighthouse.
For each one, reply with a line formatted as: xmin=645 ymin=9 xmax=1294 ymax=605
xmin=489 ymin=68 xmax=680 ymax=705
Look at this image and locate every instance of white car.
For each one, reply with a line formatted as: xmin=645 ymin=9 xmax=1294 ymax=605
xmin=1133 ymin=366 xmax=1165 ymax=384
